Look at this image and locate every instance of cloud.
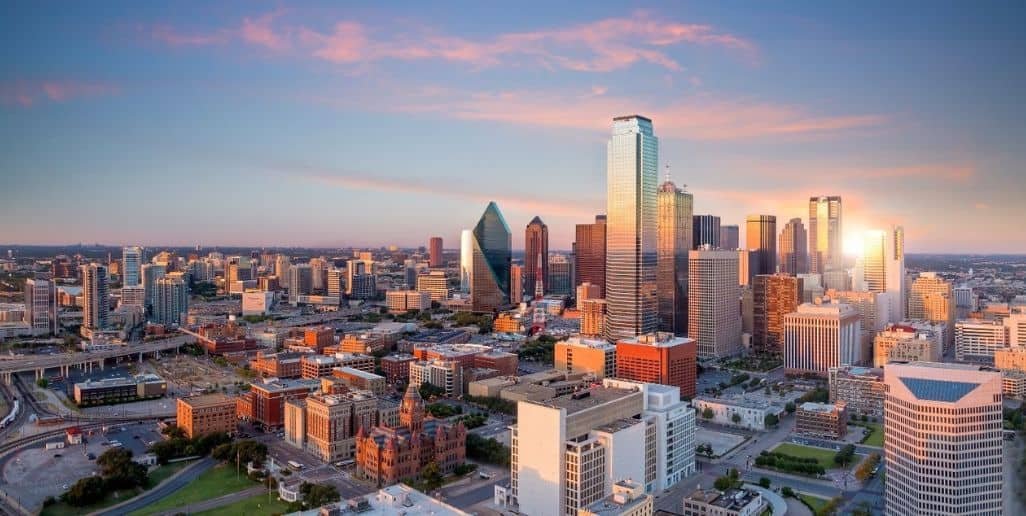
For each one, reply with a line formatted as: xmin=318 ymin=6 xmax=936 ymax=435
xmin=740 ymin=160 xmax=976 ymax=184
xmin=149 ymin=10 xmax=754 ymax=72
xmin=0 ymin=80 xmax=119 ymax=107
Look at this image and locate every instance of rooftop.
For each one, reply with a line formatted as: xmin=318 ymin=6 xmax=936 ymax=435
xmin=899 ymin=377 xmax=980 ymax=402
xmin=251 ymin=378 xmax=321 ymax=393
xmin=618 ymin=332 xmax=695 ymax=348
xmin=533 ymin=385 xmax=639 ymax=415
xmin=335 ymin=367 xmax=384 ymax=380
xmin=179 ymin=393 xmax=235 ymax=408
xmin=286 ymin=483 xmax=467 ymax=516
xmin=799 ymin=402 xmax=841 ymax=413
xmin=686 ymin=487 xmax=762 ymax=511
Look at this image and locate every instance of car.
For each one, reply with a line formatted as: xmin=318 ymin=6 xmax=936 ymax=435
xmin=86 ymin=453 xmax=96 ymax=460
xmin=53 ymin=454 xmax=62 ymax=458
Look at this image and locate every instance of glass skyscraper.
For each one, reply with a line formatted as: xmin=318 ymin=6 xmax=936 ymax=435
xmin=471 ymin=202 xmax=511 ymax=312
xmin=657 ymin=179 xmax=693 ymax=335
xmin=808 ymin=196 xmax=842 ymax=274
xmin=605 ymin=115 xmax=658 ymax=341
xmin=459 ymin=228 xmax=473 ymax=293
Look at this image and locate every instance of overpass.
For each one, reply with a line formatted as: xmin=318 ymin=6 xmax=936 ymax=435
xmin=0 ymin=333 xmax=195 ymax=384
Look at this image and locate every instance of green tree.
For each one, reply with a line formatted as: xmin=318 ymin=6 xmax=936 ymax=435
xmin=300 ymin=482 xmax=341 ymax=508
xmin=731 ymin=413 xmax=742 ymax=424
xmin=764 ymin=413 xmax=779 ymax=427
xmin=61 ymin=476 xmax=106 ymax=507
xmin=36 ymin=377 xmax=48 ymax=388
xmin=702 ymin=407 xmax=714 ymax=419
xmin=421 ymin=461 xmax=443 ymax=490
xmin=97 ymin=448 xmax=148 ymax=490
xmin=785 ymin=402 xmax=796 ymax=414
xmin=758 ymin=477 xmax=771 ymax=489
xmin=713 ymin=476 xmax=734 ymax=491
xmin=781 ymin=486 xmax=795 ymax=498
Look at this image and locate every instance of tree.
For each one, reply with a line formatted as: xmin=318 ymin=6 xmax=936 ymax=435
xmin=764 ymin=413 xmax=779 ymax=427
xmin=418 ymin=382 xmax=446 ymax=399
xmin=758 ymin=477 xmax=771 ymax=489
xmin=834 ymin=444 xmax=856 ymax=467
xmin=36 ymin=378 xmax=48 ymax=388
xmin=300 ymin=482 xmax=341 ymax=508
xmin=61 ymin=476 xmax=106 ymax=507
xmin=702 ymin=407 xmax=714 ymax=419
xmin=731 ymin=413 xmax=742 ymax=424
xmin=781 ymin=486 xmax=795 ymax=498
xmin=421 ymin=461 xmax=443 ymax=490
xmin=97 ymin=448 xmax=148 ymax=490
xmin=713 ymin=476 xmax=734 ymax=491
xmin=785 ymin=402 xmax=796 ymax=414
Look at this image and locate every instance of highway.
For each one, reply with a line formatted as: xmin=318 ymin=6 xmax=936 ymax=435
xmin=0 ymin=334 xmax=195 ymax=377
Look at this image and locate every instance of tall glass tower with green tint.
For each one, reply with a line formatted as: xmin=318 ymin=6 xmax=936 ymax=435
xmin=605 ymin=115 xmax=659 ymax=341
xmin=471 ymin=202 xmax=512 ymax=312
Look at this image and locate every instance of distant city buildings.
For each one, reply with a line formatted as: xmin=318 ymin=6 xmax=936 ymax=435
xmin=459 ymin=229 xmax=473 ymax=294
xmin=547 ymin=255 xmax=572 ymax=297
xmin=153 ymin=272 xmax=188 ymax=326
xmin=122 ymin=246 xmax=142 ymax=287
xmin=509 ymin=264 xmax=523 ymax=305
xmin=778 ymin=218 xmax=808 ymax=275
xmin=24 ymin=278 xmax=54 ymax=335
xmin=429 ymin=236 xmax=444 ymax=268
xmin=863 ymin=226 xmax=906 ymax=323
xmin=524 ymin=216 xmax=548 ymax=297
xmin=692 ymin=215 xmax=721 ymax=250
xmin=808 ymin=195 xmax=842 ymax=275
xmin=745 ymin=214 xmax=776 ymax=276
xmin=719 ymin=224 xmax=739 ymax=251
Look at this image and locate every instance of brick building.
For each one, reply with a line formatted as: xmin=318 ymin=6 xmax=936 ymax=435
xmin=301 ymin=354 xmax=339 ymax=379
xmin=177 ymin=394 xmax=237 ymax=439
xmin=615 ymin=332 xmax=697 ymax=398
xmin=196 ymin=322 xmax=258 ymax=355
xmin=380 ymin=354 xmax=417 ymax=384
xmin=795 ymin=401 xmax=847 ymax=439
xmin=250 ymin=351 xmax=303 ymax=378
xmin=236 ymin=378 xmax=320 ymax=428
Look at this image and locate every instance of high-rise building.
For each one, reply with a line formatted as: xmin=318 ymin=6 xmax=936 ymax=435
xmin=81 ymin=264 xmax=110 ymax=332
xmin=692 ymin=215 xmax=721 ymax=249
xmin=548 ymin=255 xmax=572 ymax=297
xmin=574 ymin=215 xmax=607 ymax=296
xmin=783 ymin=300 xmax=862 ymax=376
xmin=290 ymin=263 xmax=313 ymax=303
xmin=863 ymin=227 xmax=905 ymax=323
xmin=605 ymin=115 xmax=658 ymax=341
xmin=141 ymin=263 xmax=166 ymax=314
xmin=471 ymin=202 xmax=512 ymax=312
xmin=555 ymin=336 xmax=616 ymax=379
xmin=778 ymin=218 xmax=808 ymax=275
xmin=326 ymin=268 xmax=344 ymax=297
xmin=24 ymin=278 xmax=54 ymax=335
xmin=429 ymin=237 xmax=444 ymax=268
xmin=153 ymin=272 xmax=188 ymax=326
xmin=274 ymin=254 xmax=291 ymax=280
xmin=580 ymin=299 xmax=607 ymax=337
xmin=745 ymin=215 xmax=776 ymax=276
xmin=345 ymin=260 xmax=376 ymax=300
xmin=719 ymin=225 xmax=739 ymax=251
xmin=688 ymin=249 xmax=741 ymax=359
xmin=525 ymin=217 xmax=549 ymax=296
xmin=808 ymin=196 xmax=842 ymax=275
xmin=826 ymin=289 xmax=890 ymax=360
xmin=416 ymin=270 xmax=448 ymax=302
xmin=122 ymin=246 xmax=142 ymax=287
xmin=752 ymin=274 xmax=803 ymax=353
xmin=737 ymin=249 xmax=758 ymax=287
xmin=884 ymin=362 xmax=1002 ymax=516
xmin=615 ymin=332 xmax=698 ymax=398
xmin=657 ymin=179 xmax=693 ymax=335
xmin=459 ymin=229 xmax=473 ymax=294
xmin=908 ymin=272 xmax=954 ymax=348
xmin=955 ymin=319 xmax=1008 ymax=362
xmin=873 ymin=321 xmax=944 ymax=367
xmin=309 ymin=257 xmax=328 ymax=292
xmin=509 ymin=264 xmax=523 ymax=304
xmin=577 ymin=282 xmax=601 ymax=302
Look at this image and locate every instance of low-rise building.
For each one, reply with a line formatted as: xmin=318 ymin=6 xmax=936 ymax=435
xmin=1003 ymin=370 xmax=1026 ymax=400
xmin=236 ymin=378 xmax=320 ymax=428
xmin=380 ymin=354 xmax=416 ymax=384
xmin=196 ymin=322 xmax=257 ymax=355
xmin=494 ymin=312 xmax=525 ymax=334
xmin=73 ymin=374 xmax=167 ymax=406
xmin=409 ymin=359 xmax=463 ymax=397
xmin=828 ymin=366 xmax=885 ymax=419
xmin=795 ymin=401 xmax=847 ymax=440
xmin=996 ymin=348 xmax=1026 ymax=372
xmin=241 ymin=290 xmax=274 ymax=316
xmin=386 ymin=290 xmax=431 ymax=313
xmin=691 ymin=395 xmax=780 ymax=431
xmin=177 ymin=393 xmax=237 ymax=439
xmin=873 ymin=321 xmax=944 ymax=367
xmin=579 ymin=479 xmax=652 ymax=516
xmin=955 ymin=318 xmax=1008 ymax=362
xmin=285 ymin=390 xmax=380 ymax=463
xmin=290 ymin=484 xmax=470 ymax=516
xmin=555 ymin=336 xmax=616 ymax=379
xmin=341 ymin=333 xmax=387 ymax=354
xmin=333 ymin=367 xmax=387 ymax=395
xmin=250 ymin=351 xmax=303 ymax=378
xmin=682 ymin=487 xmax=765 ymax=516
xmin=301 ymin=354 xmax=339 ymax=379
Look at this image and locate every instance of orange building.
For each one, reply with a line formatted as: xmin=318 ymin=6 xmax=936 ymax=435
xmin=177 ymin=394 xmax=237 ymax=439
xmin=236 ymin=378 xmax=320 ymax=428
xmin=304 ymin=327 xmax=335 ymax=352
xmin=196 ymin=322 xmax=257 ymax=355
xmin=615 ymin=332 xmax=697 ymax=398
xmin=355 ymin=384 xmax=466 ymax=487
xmin=753 ymin=274 xmax=803 ymax=353
xmin=250 ymin=351 xmax=303 ymax=378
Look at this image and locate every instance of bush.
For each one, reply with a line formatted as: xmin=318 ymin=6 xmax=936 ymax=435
xmin=418 ymin=382 xmax=446 ymax=399
xmin=36 ymin=378 xmax=48 ymax=388
xmin=758 ymin=477 xmax=771 ymax=488
xmin=62 ymin=476 xmax=106 ymax=507
xmin=466 ymin=434 xmax=510 ymax=466
xmin=464 ymin=394 xmax=516 ymax=415
xmin=454 ymin=463 xmax=478 ymax=476
xmin=781 ymin=486 xmax=795 ymax=498
xmin=754 ymin=451 xmax=825 ymax=476
xmin=702 ymin=407 xmax=714 ymax=419
xmin=785 ymin=402 xmax=796 ymax=414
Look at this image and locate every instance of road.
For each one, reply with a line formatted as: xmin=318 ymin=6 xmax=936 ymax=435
xmin=0 ymin=334 xmax=195 ymax=375
xmin=96 ymin=457 xmax=216 ymax=516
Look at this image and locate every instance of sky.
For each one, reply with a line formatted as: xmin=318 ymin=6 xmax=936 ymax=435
xmin=2 ymin=1 xmax=1025 ymax=253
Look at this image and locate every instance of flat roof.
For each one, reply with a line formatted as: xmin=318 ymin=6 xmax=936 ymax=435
xmin=180 ymin=393 xmax=234 ymax=408
xmin=533 ymin=386 xmax=639 ymax=415
xmin=335 ymin=367 xmax=384 ymax=380
xmin=799 ymin=402 xmax=839 ymax=413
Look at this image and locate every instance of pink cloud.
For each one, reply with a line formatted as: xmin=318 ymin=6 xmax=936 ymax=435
xmin=0 ymin=80 xmax=119 ymax=107
xmin=241 ymin=11 xmax=290 ymax=51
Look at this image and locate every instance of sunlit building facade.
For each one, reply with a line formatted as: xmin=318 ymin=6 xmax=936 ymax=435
xmin=863 ymin=227 xmax=905 ymax=323
xmin=575 ymin=215 xmax=607 ymax=296
xmin=753 ymin=274 xmax=803 ymax=353
xmin=745 ymin=215 xmax=776 ymax=276
xmin=470 ymin=202 xmax=512 ymax=312
xmin=657 ymin=179 xmax=692 ymax=335
xmin=808 ymin=196 xmax=842 ymax=275
xmin=778 ymin=218 xmax=808 ymax=275
xmin=688 ymin=249 xmax=741 ymax=359
xmin=525 ymin=216 xmax=549 ymax=297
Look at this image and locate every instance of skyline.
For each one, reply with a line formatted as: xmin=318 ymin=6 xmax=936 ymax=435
xmin=3 ymin=2 xmax=1026 ymax=253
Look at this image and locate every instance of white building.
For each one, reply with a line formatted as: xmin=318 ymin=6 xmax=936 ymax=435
xmin=416 ymin=270 xmax=448 ymax=302
xmin=955 ymin=319 xmax=1008 ymax=362
xmin=24 ymin=278 xmax=54 ymax=335
xmin=242 ymin=290 xmax=275 ymax=316
xmin=386 ymin=290 xmax=431 ymax=313
xmin=691 ymin=395 xmax=781 ymax=431
xmin=862 ymin=227 xmax=905 ymax=323
xmin=409 ymin=359 xmax=462 ymax=397
xmin=153 ymin=272 xmax=188 ymax=326
xmin=783 ymin=300 xmax=862 ymax=376
xmin=288 ymin=483 xmax=469 ymax=516
xmin=884 ymin=362 xmax=1002 ymax=516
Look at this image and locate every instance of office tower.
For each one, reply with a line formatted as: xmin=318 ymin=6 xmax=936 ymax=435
xmin=470 ymin=202 xmax=512 ymax=312
xmin=873 ymin=321 xmax=944 ymax=367
xmin=863 ymin=227 xmax=905 ymax=323
xmin=657 ymin=178 xmax=693 ymax=335
xmin=826 ymin=289 xmax=890 ymax=360
xmin=81 ymin=264 xmax=110 ymax=332
xmin=580 ymin=299 xmax=607 ymax=337
xmin=1006 ymin=311 xmax=1026 ymax=348
xmin=955 ymin=319 xmax=1007 ymax=362
xmin=326 ymin=268 xmax=344 ymax=297
xmin=908 ymin=272 xmax=954 ymax=348
xmin=309 ymin=257 xmax=328 ymax=291
xmin=783 ymin=300 xmax=862 ymax=376
xmin=884 ymin=362 xmax=1002 ymax=516
xmin=548 ymin=255 xmax=572 ymax=297
xmin=615 ymin=332 xmax=698 ymax=398
xmin=289 ymin=264 xmax=313 ymax=304
xmin=511 ymin=379 xmax=696 ymax=515
xmin=274 ymin=254 xmax=291 ymax=280
xmin=745 ymin=215 xmax=776 ymax=276
xmin=741 ymin=286 xmax=754 ymax=336
xmin=524 ymin=217 xmax=549 ymax=296
xmin=416 ymin=270 xmax=448 ymax=302
xmin=953 ymin=286 xmax=975 ymax=309
xmin=828 ymin=366 xmax=885 ymax=419
xmin=808 ymin=196 xmax=842 ymax=274
xmin=688 ymin=249 xmax=741 ymax=359
xmin=574 ymin=215 xmax=607 ymax=296
xmin=737 ymin=249 xmax=758 ymax=287
xmin=778 ymin=218 xmax=808 ymax=275
xmin=153 ymin=272 xmax=188 ymax=326
xmin=509 ymin=264 xmax=523 ymax=304
xmin=24 ymin=278 xmax=54 ymax=335
xmin=752 ymin=274 xmax=803 ymax=353
xmin=577 ymin=282 xmax=601 ymax=302
xmin=555 ymin=336 xmax=616 ymax=378
xmin=605 ymin=115 xmax=659 ymax=341
xmin=692 ymin=215 xmax=721 ymax=249
xmin=345 ymin=260 xmax=376 ymax=300
xmin=719 ymin=225 xmax=739 ymax=251
xmin=141 ymin=263 xmax=166 ymax=315
xmin=459 ymin=229 xmax=473 ymax=293
xmin=402 ymin=259 xmax=417 ymax=289
xmin=428 ymin=236 xmax=443 ymax=268
xmin=122 ymin=246 xmax=142 ymax=287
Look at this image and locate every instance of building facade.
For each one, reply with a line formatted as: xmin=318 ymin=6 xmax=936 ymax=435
xmin=657 ymin=179 xmax=693 ymax=335
xmin=783 ymin=301 xmax=862 ymax=376
xmin=555 ymin=336 xmax=616 ymax=379
xmin=795 ymin=401 xmax=847 ymax=439
xmin=873 ymin=321 xmax=943 ymax=367
xmin=778 ymin=218 xmax=808 ymax=276
xmin=177 ymin=394 xmax=237 ymax=439
xmin=24 ymin=278 xmax=53 ymax=335
xmin=808 ymin=196 xmax=842 ymax=275
xmin=580 ymin=298 xmax=607 ymax=338
xmin=615 ymin=332 xmax=697 ymax=398
xmin=828 ymin=366 xmax=885 ymax=418
xmin=719 ymin=224 xmax=739 ymax=251
xmin=575 ymin=215 xmax=607 ymax=296
xmin=752 ymin=274 xmax=802 ymax=354
xmin=525 ymin=216 xmax=549 ymax=297
xmin=429 ymin=237 xmax=444 ymax=268
xmin=692 ymin=215 xmax=721 ymax=250
xmin=955 ymin=318 xmax=1008 ymax=362
xmin=153 ymin=272 xmax=188 ymax=326
xmin=81 ymin=263 xmax=110 ymax=333
xmin=745 ymin=215 xmax=776 ymax=276
xmin=862 ymin=227 xmax=906 ymax=323
xmin=688 ymin=249 xmax=741 ymax=359
xmin=471 ymin=202 xmax=512 ymax=312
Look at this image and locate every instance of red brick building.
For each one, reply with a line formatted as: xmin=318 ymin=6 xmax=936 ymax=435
xmin=355 ymin=384 xmax=466 ymax=486
xmin=615 ymin=332 xmax=698 ymax=398
xmin=197 ymin=322 xmax=258 ymax=355
xmin=304 ymin=327 xmax=335 ymax=352
xmin=236 ymin=378 xmax=320 ymax=428
xmin=250 ymin=352 xmax=303 ymax=378
xmin=380 ymin=354 xmax=416 ymax=384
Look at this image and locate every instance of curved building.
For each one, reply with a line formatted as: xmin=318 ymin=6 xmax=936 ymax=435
xmin=470 ymin=202 xmax=511 ymax=312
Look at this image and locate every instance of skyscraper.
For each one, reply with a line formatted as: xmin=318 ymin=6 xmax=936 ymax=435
xmin=24 ymin=278 xmax=54 ymax=335
xmin=459 ymin=229 xmax=473 ymax=293
xmin=470 ymin=202 xmax=511 ymax=312
xmin=605 ymin=115 xmax=659 ymax=341
xmin=884 ymin=362 xmax=1002 ymax=516
xmin=656 ymin=178 xmax=693 ymax=335
xmin=548 ymin=255 xmax=572 ymax=297
xmin=692 ymin=215 xmax=721 ymax=249
xmin=862 ymin=226 xmax=905 ymax=323
xmin=154 ymin=272 xmax=188 ymax=326
xmin=778 ymin=218 xmax=808 ymax=275
xmin=122 ymin=246 xmax=142 ymax=287
xmin=688 ymin=249 xmax=741 ymax=359
xmin=291 ymin=263 xmax=314 ymax=303
xmin=908 ymin=272 xmax=954 ymax=348
xmin=524 ymin=217 xmax=549 ymax=296
xmin=141 ymin=263 xmax=166 ymax=315
xmin=745 ymin=215 xmax=777 ymax=276
xmin=429 ymin=237 xmax=443 ymax=268
xmin=509 ymin=264 xmax=523 ymax=304
xmin=574 ymin=215 xmax=606 ymax=296
xmin=783 ymin=301 xmax=862 ymax=376
xmin=719 ymin=225 xmax=739 ymax=250
xmin=753 ymin=274 xmax=803 ymax=353
xmin=808 ymin=196 xmax=842 ymax=274
xmin=82 ymin=263 xmax=110 ymax=333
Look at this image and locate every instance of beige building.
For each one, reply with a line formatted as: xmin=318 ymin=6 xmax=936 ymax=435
xmin=828 ymin=366 xmax=885 ymax=418
xmin=955 ymin=318 xmax=1008 ymax=362
xmin=417 ymin=270 xmax=449 ymax=302
xmin=783 ymin=300 xmax=862 ymax=376
xmin=682 ymin=487 xmax=765 ymax=516
xmin=688 ymin=249 xmax=742 ymax=359
xmin=996 ymin=348 xmax=1026 ymax=372
xmin=1003 ymin=370 xmax=1026 ymax=399
xmin=333 ymin=367 xmax=387 ymax=395
xmin=907 ymin=272 xmax=954 ymax=348
xmin=177 ymin=394 xmax=236 ymax=439
xmin=555 ymin=336 xmax=616 ymax=379
xmin=873 ymin=321 xmax=943 ymax=367
xmin=578 ymin=479 xmax=652 ymax=516
xmin=284 ymin=390 xmax=381 ymax=463
xmin=580 ymin=298 xmax=608 ymax=337
xmin=884 ymin=362 xmax=1002 ymax=516
xmin=386 ymin=290 xmax=431 ymax=313
xmin=410 ymin=359 xmax=463 ymax=397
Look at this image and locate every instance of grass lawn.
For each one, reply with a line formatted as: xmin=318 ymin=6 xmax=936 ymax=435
xmin=800 ymin=493 xmax=830 ymax=513
xmin=194 ymin=493 xmax=290 ymax=516
xmin=41 ymin=461 xmax=194 ymax=516
xmin=771 ymin=443 xmax=838 ymax=469
xmin=129 ymin=464 xmax=256 ymax=516
xmin=860 ymin=423 xmax=884 ymax=447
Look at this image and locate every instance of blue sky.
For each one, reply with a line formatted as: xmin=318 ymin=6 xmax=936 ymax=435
xmin=2 ymin=1 xmax=1025 ymax=252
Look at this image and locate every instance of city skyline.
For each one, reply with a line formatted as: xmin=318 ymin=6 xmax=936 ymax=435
xmin=3 ymin=3 xmax=1026 ymax=253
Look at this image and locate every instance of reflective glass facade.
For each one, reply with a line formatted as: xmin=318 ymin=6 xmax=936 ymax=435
xmin=471 ymin=202 xmax=511 ymax=312
xmin=605 ymin=115 xmax=658 ymax=341
xmin=657 ymin=181 xmax=692 ymax=335
xmin=808 ymin=196 xmax=842 ymax=274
